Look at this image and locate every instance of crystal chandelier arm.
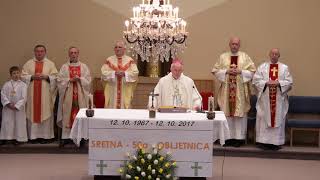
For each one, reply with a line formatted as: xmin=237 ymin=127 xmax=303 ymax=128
xmin=165 ymin=36 xmax=174 ymax=45
xmin=174 ymin=35 xmax=187 ymax=44
xmin=124 ymin=34 xmax=139 ymax=44
xmin=137 ymin=36 xmax=151 ymax=45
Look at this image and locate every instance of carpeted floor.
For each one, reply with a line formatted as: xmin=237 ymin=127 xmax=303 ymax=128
xmin=0 ymin=154 xmax=319 ymax=180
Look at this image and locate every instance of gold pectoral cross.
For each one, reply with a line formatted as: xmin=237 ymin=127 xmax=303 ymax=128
xmin=271 ymin=66 xmax=278 ymax=77
xmin=10 ymin=91 xmax=16 ymax=97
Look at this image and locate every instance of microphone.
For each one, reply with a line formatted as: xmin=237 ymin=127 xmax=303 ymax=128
xmin=193 ymin=86 xmax=204 ymax=113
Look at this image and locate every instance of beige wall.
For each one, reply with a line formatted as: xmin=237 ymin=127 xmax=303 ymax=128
xmin=0 ymin=0 xmax=319 ymax=96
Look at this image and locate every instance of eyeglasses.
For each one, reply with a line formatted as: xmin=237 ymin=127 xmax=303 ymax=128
xmin=114 ymin=46 xmax=124 ymax=48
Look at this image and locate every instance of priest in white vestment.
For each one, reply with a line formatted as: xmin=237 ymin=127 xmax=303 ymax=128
xmin=150 ymin=59 xmax=202 ymax=110
xmin=101 ymin=40 xmax=139 ymax=109
xmin=21 ymin=45 xmax=58 ymax=143
xmin=212 ymin=37 xmax=256 ymax=147
xmin=253 ymin=48 xmax=293 ymax=150
xmin=0 ymin=66 xmax=28 ymax=144
xmin=57 ymin=47 xmax=91 ymax=146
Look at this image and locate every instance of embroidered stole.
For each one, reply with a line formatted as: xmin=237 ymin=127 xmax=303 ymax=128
xmin=269 ymin=64 xmax=278 ymax=127
xmin=106 ymin=58 xmax=133 ymax=109
xmin=228 ymin=56 xmax=238 ymax=116
xmin=33 ymin=61 xmax=44 ymax=123
xmin=68 ymin=65 xmax=81 ymax=128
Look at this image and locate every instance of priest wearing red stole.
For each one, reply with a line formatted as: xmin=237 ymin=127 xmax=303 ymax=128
xmin=22 ymin=45 xmax=58 ymax=143
xmin=101 ymin=40 xmax=139 ymax=109
xmin=212 ymin=37 xmax=256 ymax=147
xmin=57 ymin=47 xmax=91 ymax=146
xmin=253 ymin=48 xmax=293 ymax=150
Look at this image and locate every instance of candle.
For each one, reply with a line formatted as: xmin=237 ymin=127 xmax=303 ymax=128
xmin=88 ymin=94 xmax=94 ymax=109
xmin=173 ymin=7 xmax=179 ymax=18
xmin=208 ymin=96 xmax=214 ymax=111
xmin=181 ymin=20 xmax=186 ymax=33
xmin=136 ymin=7 xmax=140 ymax=18
xmin=142 ymin=0 xmax=144 ymax=5
xmin=136 ymin=8 xmax=138 ymax=18
xmin=133 ymin=7 xmax=136 ymax=18
xmin=125 ymin=20 xmax=129 ymax=33
xmin=176 ymin=7 xmax=179 ymax=18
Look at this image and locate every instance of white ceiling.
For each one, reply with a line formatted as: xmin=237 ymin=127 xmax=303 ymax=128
xmin=91 ymin=0 xmax=229 ymax=18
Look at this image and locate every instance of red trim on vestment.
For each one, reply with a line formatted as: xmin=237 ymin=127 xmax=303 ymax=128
xmin=33 ymin=61 xmax=43 ymax=123
xmin=105 ymin=57 xmax=134 ymax=109
xmin=68 ymin=66 xmax=81 ymax=128
xmin=269 ymin=64 xmax=278 ymax=127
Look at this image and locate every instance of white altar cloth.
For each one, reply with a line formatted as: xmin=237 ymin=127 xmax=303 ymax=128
xmin=70 ymin=109 xmax=230 ymax=177
xmin=71 ymin=109 xmax=230 ymax=146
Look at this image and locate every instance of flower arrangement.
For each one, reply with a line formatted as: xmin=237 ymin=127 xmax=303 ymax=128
xmin=120 ymin=145 xmax=177 ymax=180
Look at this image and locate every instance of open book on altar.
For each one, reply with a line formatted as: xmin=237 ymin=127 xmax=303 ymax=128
xmin=158 ymin=106 xmax=188 ymax=113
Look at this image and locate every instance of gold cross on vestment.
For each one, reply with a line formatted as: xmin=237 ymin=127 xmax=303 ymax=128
xmin=271 ymin=66 xmax=278 ymax=77
xmin=230 ymin=63 xmax=237 ymax=69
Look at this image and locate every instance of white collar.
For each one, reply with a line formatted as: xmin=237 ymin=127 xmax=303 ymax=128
xmin=170 ymin=72 xmax=184 ymax=81
xmin=269 ymin=61 xmax=279 ymax=64
xmin=10 ymin=79 xmax=21 ymax=83
xmin=33 ymin=57 xmax=48 ymax=62
xmin=68 ymin=60 xmax=81 ymax=66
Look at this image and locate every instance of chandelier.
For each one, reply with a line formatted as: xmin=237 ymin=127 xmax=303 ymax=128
xmin=124 ymin=0 xmax=188 ymax=62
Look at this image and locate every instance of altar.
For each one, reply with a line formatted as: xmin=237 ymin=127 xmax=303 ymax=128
xmin=70 ymin=109 xmax=230 ymax=177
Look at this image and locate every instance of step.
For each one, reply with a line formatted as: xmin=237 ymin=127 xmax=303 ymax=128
xmin=213 ymin=144 xmax=320 ymax=160
xmin=1 ymin=142 xmax=319 ymax=160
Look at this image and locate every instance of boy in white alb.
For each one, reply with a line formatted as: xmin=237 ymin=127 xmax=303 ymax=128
xmin=0 ymin=66 xmax=28 ymax=145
